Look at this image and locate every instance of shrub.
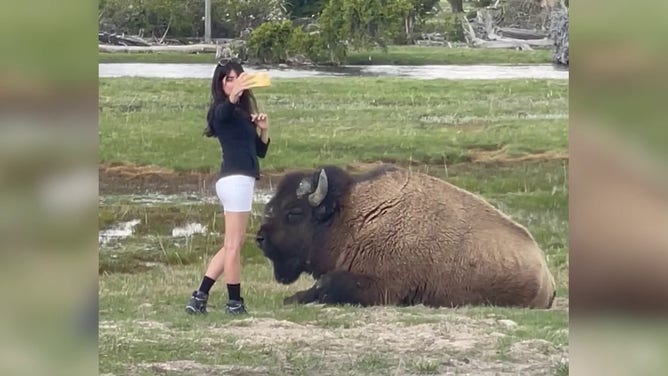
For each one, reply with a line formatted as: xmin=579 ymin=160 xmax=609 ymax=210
xmin=287 ymin=27 xmax=326 ymax=62
xmin=248 ymin=20 xmax=326 ymax=64
xmin=443 ymin=13 xmax=465 ymax=42
xmin=247 ymin=21 xmax=294 ymax=63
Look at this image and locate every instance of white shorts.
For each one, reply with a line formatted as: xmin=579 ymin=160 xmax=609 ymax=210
xmin=215 ymin=175 xmax=256 ymax=212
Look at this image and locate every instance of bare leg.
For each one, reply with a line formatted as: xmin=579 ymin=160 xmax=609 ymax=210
xmin=186 ymin=245 xmax=225 ymax=314
xmin=185 ymin=243 xmax=226 ymax=314
xmin=204 ymin=246 xmax=226 ymax=280
xmin=222 ymin=211 xmax=251 ymax=285
xmin=187 ymin=211 xmax=251 ymax=314
xmin=187 ymin=175 xmax=253 ymax=315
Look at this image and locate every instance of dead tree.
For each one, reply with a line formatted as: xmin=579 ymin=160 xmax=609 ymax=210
xmin=548 ymin=5 xmax=569 ymax=66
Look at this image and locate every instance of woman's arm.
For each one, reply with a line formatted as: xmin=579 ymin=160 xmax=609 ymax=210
xmin=256 ymin=129 xmax=270 ymax=158
xmin=211 ymin=99 xmax=235 ymax=133
xmin=217 ymin=99 xmax=236 ymax=119
xmin=253 ymin=113 xmax=270 ymax=158
xmin=259 ymin=127 xmax=269 ymax=144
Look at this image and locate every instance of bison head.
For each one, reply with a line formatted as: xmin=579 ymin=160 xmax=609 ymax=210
xmin=256 ymin=166 xmax=352 ymax=284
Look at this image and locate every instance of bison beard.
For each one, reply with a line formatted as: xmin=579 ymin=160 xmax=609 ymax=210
xmin=270 ymin=257 xmax=303 ymax=285
xmin=257 ymin=164 xmax=557 ymax=309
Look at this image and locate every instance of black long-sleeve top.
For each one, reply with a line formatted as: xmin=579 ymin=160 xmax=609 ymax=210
xmin=211 ymin=99 xmax=270 ymax=180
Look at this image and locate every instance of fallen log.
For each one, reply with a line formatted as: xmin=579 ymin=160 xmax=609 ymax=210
xmin=472 ymin=40 xmax=534 ymax=50
xmin=491 ymin=36 xmax=553 ymax=47
xmin=98 ymin=32 xmax=151 ymax=46
xmin=465 ymin=10 xmax=553 ymax=50
xmin=498 ymin=27 xmax=549 ymax=40
xmin=99 ymin=44 xmax=218 ymax=54
xmin=462 ymin=15 xmax=534 ymax=50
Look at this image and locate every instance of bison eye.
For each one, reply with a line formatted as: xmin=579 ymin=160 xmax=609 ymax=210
xmin=286 ymin=207 xmax=304 ymax=224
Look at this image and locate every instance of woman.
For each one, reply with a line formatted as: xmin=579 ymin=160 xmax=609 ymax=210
xmin=186 ymin=61 xmax=270 ymax=315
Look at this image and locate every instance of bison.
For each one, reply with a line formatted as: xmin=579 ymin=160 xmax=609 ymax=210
xmin=255 ymin=164 xmax=556 ymax=309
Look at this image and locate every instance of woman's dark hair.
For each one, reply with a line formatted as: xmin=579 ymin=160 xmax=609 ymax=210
xmin=204 ymin=60 xmax=258 ymax=137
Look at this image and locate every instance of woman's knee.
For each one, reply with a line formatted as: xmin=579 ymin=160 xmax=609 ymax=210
xmin=224 ymin=241 xmax=244 ymax=255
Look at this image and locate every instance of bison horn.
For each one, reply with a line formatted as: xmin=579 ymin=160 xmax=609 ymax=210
xmin=308 ymin=169 xmax=328 ymax=207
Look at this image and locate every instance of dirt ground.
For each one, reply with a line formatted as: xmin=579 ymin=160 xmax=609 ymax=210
xmin=99 ymin=152 xmax=568 ymax=196
xmin=99 ymin=163 xmax=223 ymax=195
xmin=98 ymin=161 xmax=411 ymax=195
xmin=100 ymin=302 xmax=569 ymax=375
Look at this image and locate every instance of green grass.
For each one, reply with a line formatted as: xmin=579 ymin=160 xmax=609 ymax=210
xmin=99 ymin=77 xmax=567 ymax=172
xmin=98 ymin=45 xmax=552 ymax=65
xmin=99 ymin=74 xmax=568 ymax=374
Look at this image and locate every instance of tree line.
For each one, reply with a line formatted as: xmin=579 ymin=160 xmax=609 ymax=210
xmin=99 ymin=0 xmax=560 ymax=64
xmin=97 ymin=0 xmax=456 ymax=40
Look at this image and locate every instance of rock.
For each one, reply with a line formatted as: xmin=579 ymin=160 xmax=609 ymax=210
xmin=421 ymin=32 xmax=445 ymax=41
xmin=305 ymin=23 xmax=319 ymax=33
xmin=510 ymin=339 xmax=556 ymax=356
xmin=498 ymin=319 xmax=519 ymax=330
xmin=286 ymin=54 xmax=313 ymax=66
xmin=416 ymin=40 xmax=446 ymax=47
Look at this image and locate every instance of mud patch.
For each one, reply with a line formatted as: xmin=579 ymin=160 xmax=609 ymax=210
xmin=100 ymin=159 xmax=567 ymax=196
xmin=99 ymin=163 xmax=286 ymax=195
xmin=468 ymin=146 xmax=568 ymax=164
xmin=99 ymin=163 xmax=214 ymax=195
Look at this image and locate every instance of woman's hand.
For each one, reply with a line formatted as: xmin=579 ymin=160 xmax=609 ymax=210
xmin=229 ymin=72 xmax=251 ymax=104
xmin=251 ymin=113 xmax=269 ymax=130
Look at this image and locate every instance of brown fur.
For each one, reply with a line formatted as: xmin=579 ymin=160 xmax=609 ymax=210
xmin=310 ymin=166 xmax=556 ymax=308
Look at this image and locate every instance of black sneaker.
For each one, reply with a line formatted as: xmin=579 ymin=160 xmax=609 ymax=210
xmin=185 ymin=290 xmax=208 ymax=315
xmin=225 ymin=298 xmax=247 ymax=315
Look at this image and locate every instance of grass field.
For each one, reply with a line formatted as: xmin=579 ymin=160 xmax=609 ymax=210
xmin=99 ymin=75 xmax=569 ymax=375
xmin=99 ymin=45 xmax=553 ymax=65
xmin=99 ymin=78 xmax=567 ymax=172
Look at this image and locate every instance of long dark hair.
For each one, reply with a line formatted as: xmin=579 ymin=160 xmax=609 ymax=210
xmin=204 ymin=60 xmax=258 ymax=137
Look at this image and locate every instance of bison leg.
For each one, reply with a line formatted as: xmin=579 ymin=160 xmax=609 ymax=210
xmin=283 ymin=271 xmax=388 ymax=306
xmin=313 ymin=271 xmax=386 ymax=306
xmin=283 ymin=285 xmax=319 ymax=305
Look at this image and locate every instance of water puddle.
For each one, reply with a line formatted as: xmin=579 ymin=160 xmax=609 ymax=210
xmin=99 ymin=223 xmax=213 ymax=250
xmin=99 ymin=193 xmax=218 ymax=206
xmin=171 ymin=222 xmax=208 ymax=237
xmin=99 ymin=188 xmax=274 ymax=207
xmin=99 ymin=219 xmax=141 ymax=245
xmin=99 ymin=189 xmax=273 ymax=249
xmin=99 ymin=63 xmax=568 ymax=80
